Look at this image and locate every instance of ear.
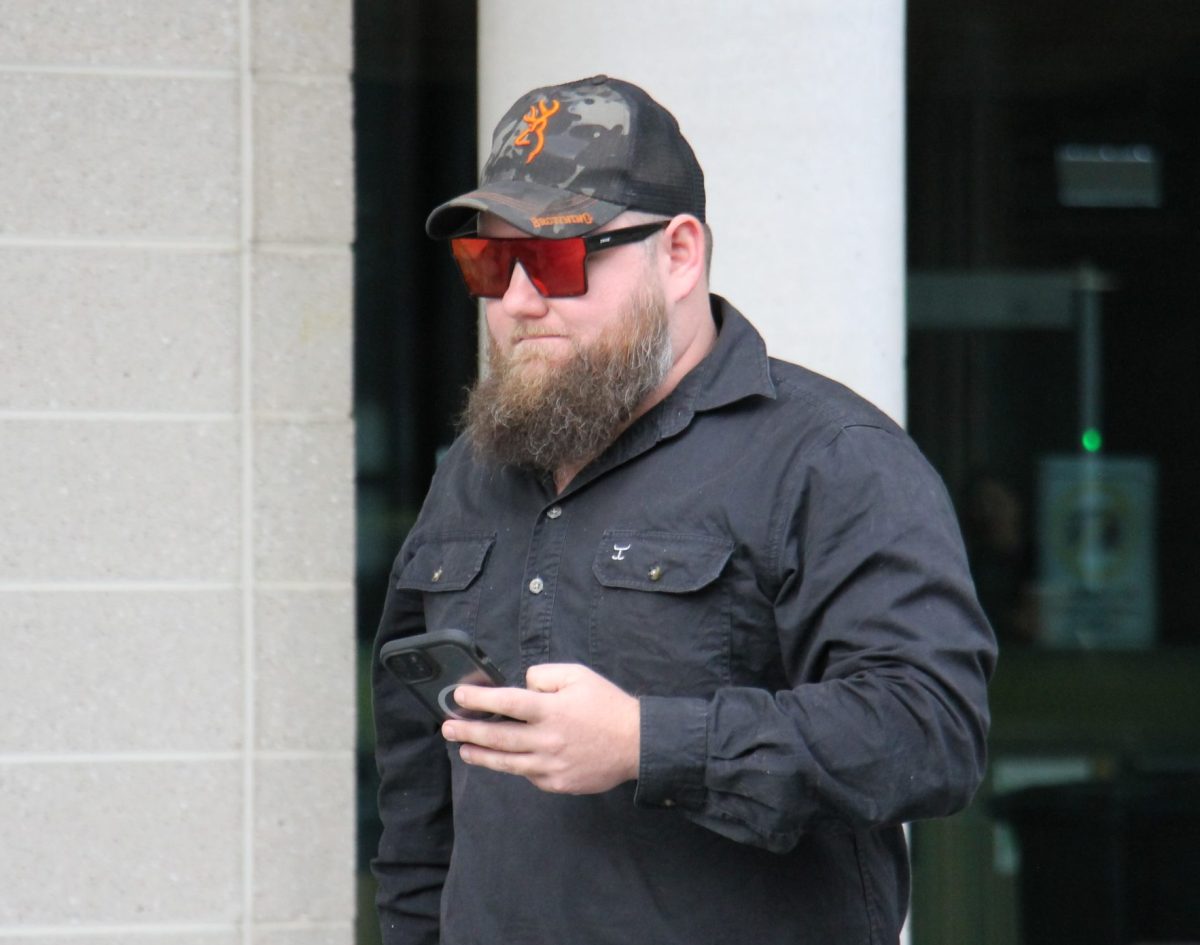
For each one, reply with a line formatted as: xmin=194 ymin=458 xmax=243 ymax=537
xmin=660 ymin=215 xmax=706 ymax=304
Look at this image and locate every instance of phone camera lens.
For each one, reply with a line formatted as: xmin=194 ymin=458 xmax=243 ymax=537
xmin=394 ymin=651 xmax=436 ymax=682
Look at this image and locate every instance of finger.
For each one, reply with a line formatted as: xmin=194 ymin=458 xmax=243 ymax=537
xmin=453 ymin=684 xmax=540 ymax=720
xmin=456 ymin=745 xmax=573 ymax=795
xmin=524 ymin=663 xmax=580 ymax=693
xmin=442 ymin=718 xmax=532 ymax=753
xmin=457 ymin=743 xmax=540 ymax=778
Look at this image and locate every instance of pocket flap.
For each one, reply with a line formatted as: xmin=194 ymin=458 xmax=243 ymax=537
xmin=592 ymin=530 xmax=733 ymax=593
xmin=397 ymin=534 xmax=495 ymax=592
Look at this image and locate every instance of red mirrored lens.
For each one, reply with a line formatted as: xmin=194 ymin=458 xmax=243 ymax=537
xmin=450 ymin=237 xmax=588 ymax=298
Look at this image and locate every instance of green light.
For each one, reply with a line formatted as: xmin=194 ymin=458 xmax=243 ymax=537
xmin=1082 ymin=428 xmax=1102 ymax=453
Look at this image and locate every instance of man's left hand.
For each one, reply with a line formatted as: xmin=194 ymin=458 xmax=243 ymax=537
xmin=442 ymin=663 xmax=640 ymax=795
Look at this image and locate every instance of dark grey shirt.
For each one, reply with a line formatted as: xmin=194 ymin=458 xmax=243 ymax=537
xmin=372 ymin=297 xmax=996 ymax=945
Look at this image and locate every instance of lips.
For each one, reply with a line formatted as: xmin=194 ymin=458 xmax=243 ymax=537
xmin=512 ymin=332 xmax=569 ymax=349
xmin=513 ymin=331 xmax=566 ymax=343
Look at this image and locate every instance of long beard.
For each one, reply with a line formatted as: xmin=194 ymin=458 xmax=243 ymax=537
xmin=461 ymin=285 xmax=673 ymax=473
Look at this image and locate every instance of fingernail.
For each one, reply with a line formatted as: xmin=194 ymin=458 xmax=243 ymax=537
xmin=442 ymin=723 xmax=458 ymax=741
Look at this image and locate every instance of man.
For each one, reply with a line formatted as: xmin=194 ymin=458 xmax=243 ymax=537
xmin=373 ymin=75 xmax=996 ymax=945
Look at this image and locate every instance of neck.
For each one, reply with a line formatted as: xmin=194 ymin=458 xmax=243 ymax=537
xmin=554 ymin=463 xmax=583 ymax=494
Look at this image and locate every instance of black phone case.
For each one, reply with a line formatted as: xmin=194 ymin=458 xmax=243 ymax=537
xmin=380 ymin=628 xmax=506 ymax=722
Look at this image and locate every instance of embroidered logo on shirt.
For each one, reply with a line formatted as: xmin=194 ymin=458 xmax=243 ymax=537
xmin=611 ymin=543 xmax=631 ymax=561
xmin=514 ymin=98 xmax=560 ymax=164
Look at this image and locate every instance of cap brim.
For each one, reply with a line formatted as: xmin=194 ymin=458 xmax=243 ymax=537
xmin=425 ymin=179 xmax=626 ymax=239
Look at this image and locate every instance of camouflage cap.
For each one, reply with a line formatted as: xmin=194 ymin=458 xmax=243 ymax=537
xmin=425 ymin=75 xmax=705 ymax=239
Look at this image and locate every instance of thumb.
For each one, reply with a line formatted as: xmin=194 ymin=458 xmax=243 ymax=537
xmin=524 ymin=663 xmax=579 ymax=693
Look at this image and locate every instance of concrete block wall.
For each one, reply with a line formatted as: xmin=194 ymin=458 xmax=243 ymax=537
xmin=0 ymin=2 xmax=357 ymax=943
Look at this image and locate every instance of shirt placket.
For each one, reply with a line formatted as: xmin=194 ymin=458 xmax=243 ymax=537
xmin=517 ymin=500 xmax=569 ymax=672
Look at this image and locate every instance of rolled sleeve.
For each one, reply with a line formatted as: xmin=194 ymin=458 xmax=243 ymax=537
xmin=634 ymin=694 xmax=709 ymax=810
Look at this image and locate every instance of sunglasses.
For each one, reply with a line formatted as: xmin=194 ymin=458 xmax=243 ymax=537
xmin=449 ymin=221 xmax=669 ymax=299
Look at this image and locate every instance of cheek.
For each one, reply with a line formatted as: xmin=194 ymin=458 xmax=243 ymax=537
xmin=484 ymin=304 xmax=512 ymax=349
xmin=556 ymin=289 xmax=623 ymax=341
xmin=560 ymin=313 xmax=600 ymax=347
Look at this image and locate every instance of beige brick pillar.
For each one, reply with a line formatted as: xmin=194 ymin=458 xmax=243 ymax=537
xmin=478 ymin=0 xmax=906 ymax=422
xmin=0 ymin=2 xmax=357 ymax=943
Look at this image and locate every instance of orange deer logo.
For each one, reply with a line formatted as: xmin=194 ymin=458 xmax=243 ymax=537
xmin=514 ymin=98 xmax=560 ymax=164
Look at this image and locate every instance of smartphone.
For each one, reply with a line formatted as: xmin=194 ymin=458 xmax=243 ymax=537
xmin=380 ymin=628 xmax=507 ymax=722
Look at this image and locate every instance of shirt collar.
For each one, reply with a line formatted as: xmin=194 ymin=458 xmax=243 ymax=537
xmin=654 ymin=294 xmax=777 ymax=431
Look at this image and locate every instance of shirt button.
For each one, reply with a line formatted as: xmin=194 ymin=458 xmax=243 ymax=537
xmin=528 ymin=577 xmax=545 ymax=594
xmin=662 ymin=798 xmax=676 ymax=808
xmin=546 ymin=506 xmax=563 ymax=519
xmin=648 ymin=565 xmax=663 ymax=581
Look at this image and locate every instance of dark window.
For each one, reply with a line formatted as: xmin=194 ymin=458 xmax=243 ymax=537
xmin=907 ymin=2 xmax=1200 ymax=942
xmin=352 ymin=3 xmax=477 ymax=940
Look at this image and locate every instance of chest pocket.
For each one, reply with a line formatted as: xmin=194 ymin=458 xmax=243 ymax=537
xmin=589 ymin=530 xmax=734 ymax=696
xmin=396 ymin=534 xmax=494 ymax=636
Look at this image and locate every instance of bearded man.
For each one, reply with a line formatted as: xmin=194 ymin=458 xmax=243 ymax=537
xmin=372 ymin=75 xmax=996 ymax=945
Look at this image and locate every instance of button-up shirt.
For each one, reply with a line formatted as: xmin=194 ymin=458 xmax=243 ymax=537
xmin=372 ymin=296 xmax=996 ymax=945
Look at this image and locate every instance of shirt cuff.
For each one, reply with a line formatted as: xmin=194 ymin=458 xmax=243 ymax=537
xmin=633 ymin=695 xmax=708 ymax=811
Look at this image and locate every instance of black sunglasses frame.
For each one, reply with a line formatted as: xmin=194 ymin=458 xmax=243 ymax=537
xmin=579 ymin=220 xmax=670 ymax=255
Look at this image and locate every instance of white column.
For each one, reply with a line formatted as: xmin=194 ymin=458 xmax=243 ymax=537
xmin=479 ymin=4 xmax=909 ymax=941
xmin=0 ymin=2 xmax=357 ymax=943
xmin=478 ymin=0 xmax=906 ymax=422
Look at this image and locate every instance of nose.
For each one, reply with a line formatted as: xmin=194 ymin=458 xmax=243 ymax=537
xmin=499 ymin=262 xmax=549 ymax=318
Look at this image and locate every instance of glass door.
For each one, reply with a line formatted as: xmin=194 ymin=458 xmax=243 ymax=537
xmin=906 ymin=3 xmax=1200 ymax=942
